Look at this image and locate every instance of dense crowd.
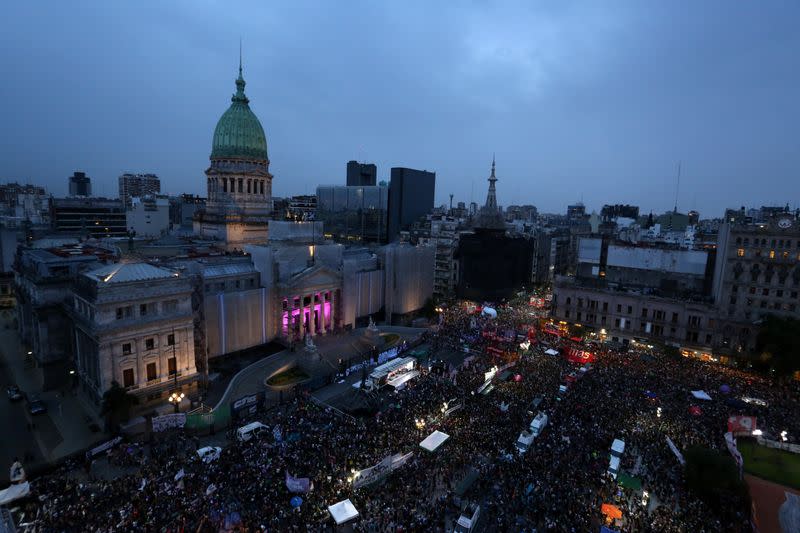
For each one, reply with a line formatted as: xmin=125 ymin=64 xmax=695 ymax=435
xmin=13 ymin=298 xmax=800 ymax=532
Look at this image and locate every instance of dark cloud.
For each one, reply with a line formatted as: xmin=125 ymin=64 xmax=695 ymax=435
xmin=1 ymin=1 xmax=797 ymax=215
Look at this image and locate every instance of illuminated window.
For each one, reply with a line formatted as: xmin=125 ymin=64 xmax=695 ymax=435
xmin=769 ymin=250 xmax=776 ymax=259
xmin=737 ymin=248 xmax=744 ymax=257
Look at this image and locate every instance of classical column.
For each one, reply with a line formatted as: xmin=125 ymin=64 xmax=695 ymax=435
xmin=330 ymin=290 xmax=337 ymax=331
xmin=309 ymin=293 xmax=317 ymax=337
xmin=320 ymin=291 xmax=328 ymax=335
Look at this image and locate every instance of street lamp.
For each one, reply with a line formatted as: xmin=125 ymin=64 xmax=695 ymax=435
xmin=168 ymin=392 xmax=185 ymax=413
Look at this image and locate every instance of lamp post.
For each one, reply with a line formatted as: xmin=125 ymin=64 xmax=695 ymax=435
xmin=168 ymin=392 xmax=185 ymax=413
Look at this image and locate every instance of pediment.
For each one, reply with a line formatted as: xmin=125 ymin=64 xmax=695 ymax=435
xmin=282 ymin=265 xmax=341 ymax=291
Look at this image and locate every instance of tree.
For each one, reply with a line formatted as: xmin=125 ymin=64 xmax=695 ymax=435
xmin=755 ymin=315 xmax=800 ymax=378
xmin=420 ymin=297 xmax=437 ymax=320
xmin=684 ymin=446 xmax=748 ymax=505
xmin=101 ymin=381 xmax=139 ymax=431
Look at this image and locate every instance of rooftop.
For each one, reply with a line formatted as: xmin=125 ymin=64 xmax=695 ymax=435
xmin=85 ymin=262 xmax=178 ymax=284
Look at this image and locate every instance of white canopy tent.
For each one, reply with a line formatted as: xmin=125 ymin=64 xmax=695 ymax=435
xmin=691 ymin=390 xmax=712 ymax=401
xmin=611 ymin=439 xmax=626 ymax=457
xmin=328 ymin=498 xmax=359 ymax=525
xmin=420 ymin=430 xmax=450 ymax=452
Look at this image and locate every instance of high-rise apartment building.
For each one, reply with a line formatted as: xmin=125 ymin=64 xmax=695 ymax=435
xmin=68 ymin=171 xmax=92 ymax=197
xmin=346 ymin=161 xmax=377 ymax=187
xmin=118 ymin=173 xmax=161 ymax=206
xmin=387 ymin=167 xmax=435 ymax=241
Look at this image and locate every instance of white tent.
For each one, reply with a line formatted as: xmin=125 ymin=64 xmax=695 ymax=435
xmin=420 ymin=430 xmax=450 ymax=452
xmin=691 ymin=390 xmax=712 ymax=401
xmin=481 ymin=307 xmax=497 ymax=318
xmin=0 ymin=481 xmax=30 ymax=505
xmin=611 ymin=439 xmax=626 ymax=457
xmin=328 ymin=498 xmax=359 ymax=525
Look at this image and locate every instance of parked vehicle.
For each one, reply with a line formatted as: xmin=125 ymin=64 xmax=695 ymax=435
xmin=197 ymin=446 xmax=222 ymax=463
xmin=530 ymin=412 xmax=549 ymax=438
xmin=27 ymin=395 xmax=47 ymax=415
xmin=6 ymin=385 xmax=23 ymax=402
xmin=236 ymin=421 xmax=268 ymax=442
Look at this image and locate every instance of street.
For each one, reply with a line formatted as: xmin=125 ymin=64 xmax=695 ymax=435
xmin=0 ymin=348 xmax=44 ymax=483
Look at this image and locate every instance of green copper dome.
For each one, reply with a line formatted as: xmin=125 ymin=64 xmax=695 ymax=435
xmin=211 ymin=66 xmax=268 ymax=161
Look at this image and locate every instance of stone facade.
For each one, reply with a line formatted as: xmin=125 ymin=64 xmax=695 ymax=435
xmin=70 ymin=263 xmax=197 ymax=406
xmin=712 ymin=214 xmax=800 ymax=353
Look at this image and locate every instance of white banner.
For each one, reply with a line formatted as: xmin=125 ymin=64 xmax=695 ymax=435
xmin=152 ymin=413 xmax=187 ymax=433
xmin=352 ymin=452 xmax=413 ymax=489
xmin=665 ymin=435 xmax=685 ymax=466
xmin=724 ymin=432 xmax=744 ymax=477
xmin=87 ymin=436 xmax=122 ymax=458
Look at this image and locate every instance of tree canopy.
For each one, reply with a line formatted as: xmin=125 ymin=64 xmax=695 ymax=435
xmin=755 ymin=315 xmax=800 ymax=378
xmin=101 ymin=381 xmax=139 ymax=427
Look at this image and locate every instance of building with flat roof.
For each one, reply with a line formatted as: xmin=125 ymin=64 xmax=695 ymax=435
xmin=711 ymin=210 xmax=800 ymax=353
xmin=317 ymin=185 xmax=388 ymax=243
xmin=68 ymin=171 xmax=92 ymax=197
xmin=118 ymin=173 xmax=160 ymax=206
xmin=346 ymin=160 xmax=377 ymax=187
xmin=70 ymin=263 xmax=197 ymax=406
xmin=50 ymin=197 xmax=127 ymax=237
xmin=387 ymin=167 xmax=435 ymax=241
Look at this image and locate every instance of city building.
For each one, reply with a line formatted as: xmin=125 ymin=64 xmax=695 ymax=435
xmin=316 ymin=185 xmax=389 ymax=243
xmin=15 ymin=242 xmax=116 ymax=388
xmin=381 ymin=242 xmax=435 ymax=323
xmin=0 ymin=182 xmax=50 ymax=227
xmin=456 ymin=160 xmax=534 ymax=301
xmin=387 ymin=167 xmax=435 ymax=241
xmin=169 ymin=194 xmax=206 ymax=229
xmin=68 ymin=171 xmax=92 ymax=197
xmin=552 ymin=235 xmax=717 ymax=349
xmin=70 ymin=263 xmax=198 ymax=406
xmin=552 ymin=280 xmax=718 ymax=351
xmin=346 ymin=160 xmax=377 ymax=187
xmin=194 ymin=60 xmax=272 ymax=248
xmin=285 ymin=195 xmax=317 ymax=221
xmin=126 ymin=196 xmax=170 ymax=237
xmin=118 ymin=173 xmax=161 ymax=206
xmin=712 ymin=210 xmax=800 ymax=353
xmin=50 ymin=197 xmax=127 ymax=237
xmin=0 ymin=229 xmax=18 ymax=309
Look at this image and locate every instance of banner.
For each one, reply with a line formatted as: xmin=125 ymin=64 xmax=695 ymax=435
xmin=232 ymin=392 xmax=264 ymax=420
xmin=566 ymin=347 xmax=595 ymax=364
xmin=352 ymin=452 xmax=413 ymax=489
xmin=665 ymin=435 xmax=685 ymax=466
xmin=727 ymin=415 xmax=757 ymax=435
xmin=724 ymin=432 xmax=744 ymax=477
xmin=286 ymin=471 xmax=312 ymax=493
xmin=152 ymin=413 xmax=186 ymax=433
xmin=86 ymin=436 xmax=122 ymax=459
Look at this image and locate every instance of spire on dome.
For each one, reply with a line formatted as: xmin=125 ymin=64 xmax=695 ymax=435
xmin=233 ymin=43 xmax=248 ymax=104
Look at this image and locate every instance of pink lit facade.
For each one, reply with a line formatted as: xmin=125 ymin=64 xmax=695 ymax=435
xmin=281 ymin=288 xmax=341 ymax=340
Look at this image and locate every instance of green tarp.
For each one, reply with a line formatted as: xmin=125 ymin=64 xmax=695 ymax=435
xmin=618 ymin=473 xmax=642 ymax=491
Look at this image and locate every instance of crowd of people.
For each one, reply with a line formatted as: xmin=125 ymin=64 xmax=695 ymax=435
xmin=12 ymin=296 xmax=800 ymax=532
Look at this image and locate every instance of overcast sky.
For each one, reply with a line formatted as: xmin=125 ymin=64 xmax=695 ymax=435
xmin=1 ymin=1 xmax=798 ymax=216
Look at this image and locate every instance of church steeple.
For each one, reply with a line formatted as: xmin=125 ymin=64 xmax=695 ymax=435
xmin=474 ymin=156 xmax=506 ymax=231
xmin=485 ymin=154 xmax=498 ymax=212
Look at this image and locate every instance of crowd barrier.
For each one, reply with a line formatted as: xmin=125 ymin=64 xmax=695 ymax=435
xmin=756 ymin=436 xmax=800 ymax=454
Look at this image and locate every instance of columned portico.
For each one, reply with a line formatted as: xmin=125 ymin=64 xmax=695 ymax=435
xmin=278 ymin=265 xmax=342 ymax=342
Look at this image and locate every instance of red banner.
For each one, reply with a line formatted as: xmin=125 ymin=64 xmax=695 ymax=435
xmin=566 ymin=347 xmax=596 ymax=364
xmin=727 ymin=415 xmax=757 ymax=434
